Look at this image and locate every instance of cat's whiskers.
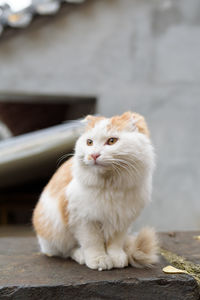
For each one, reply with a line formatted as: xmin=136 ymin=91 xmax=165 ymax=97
xmin=111 ymin=164 xmax=121 ymax=178
xmin=79 ymin=153 xmax=143 ymax=181
xmin=120 ymin=159 xmax=142 ymax=178
xmin=117 ymin=151 xmax=146 ymax=163
xmin=122 ymin=161 xmax=142 ymax=179
xmin=110 ymin=157 xmax=142 ymax=179
xmin=114 ymin=155 xmax=144 ymax=178
xmin=105 ymin=157 xmax=140 ymax=179
xmin=57 ymin=153 xmax=74 ymax=167
xmin=114 ymin=161 xmax=133 ymax=178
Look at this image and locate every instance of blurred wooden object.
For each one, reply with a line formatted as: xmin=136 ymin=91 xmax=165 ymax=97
xmin=0 ymin=93 xmax=96 ymax=136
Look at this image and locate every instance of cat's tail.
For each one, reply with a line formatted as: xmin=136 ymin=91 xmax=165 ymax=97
xmin=124 ymin=227 xmax=159 ymax=268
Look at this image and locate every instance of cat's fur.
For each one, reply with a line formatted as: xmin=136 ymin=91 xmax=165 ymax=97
xmin=33 ymin=111 xmax=158 ymax=271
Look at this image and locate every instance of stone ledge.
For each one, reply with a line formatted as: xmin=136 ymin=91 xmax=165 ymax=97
xmin=0 ymin=230 xmax=199 ymax=300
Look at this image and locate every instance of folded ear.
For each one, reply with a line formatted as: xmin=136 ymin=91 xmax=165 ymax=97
xmin=119 ymin=111 xmax=138 ymax=131
xmin=108 ymin=111 xmax=150 ymax=137
xmin=85 ymin=115 xmax=96 ymax=122
xmin=133 ymin=112 xmax=150 ymax=137
xmin=83 ymin=115 xmax=105 ymax=130
xmin=118 ymin=111 xmax=150 ymax=137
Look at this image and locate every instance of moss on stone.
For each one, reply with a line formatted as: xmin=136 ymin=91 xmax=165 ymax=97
xmin=160 ymin=248 xmax=200 ymax=286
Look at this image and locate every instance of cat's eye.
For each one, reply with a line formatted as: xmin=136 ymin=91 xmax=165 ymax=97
xmin=106 ymin=137 xmax=118 ymax=145
xmin=87 ymin=139 xmax=93 ymax=146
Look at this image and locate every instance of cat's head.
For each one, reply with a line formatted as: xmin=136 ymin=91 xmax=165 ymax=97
xmin=74 ymin=112 xmax=154 ymax=180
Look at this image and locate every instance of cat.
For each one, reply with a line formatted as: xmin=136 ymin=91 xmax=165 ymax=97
xmin=32 ymin=111 xmax=158 ymax=271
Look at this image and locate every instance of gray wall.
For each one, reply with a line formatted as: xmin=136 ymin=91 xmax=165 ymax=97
xmin=0 ymin=0 xmax=200 ymax=231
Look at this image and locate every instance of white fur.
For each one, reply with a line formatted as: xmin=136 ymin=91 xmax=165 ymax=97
xmin=37 ymin=118 xmax=156 ymax=270
xmin=38 ymin=191 xmax=76 ymax=257
xmin=40 ymin=191 xmax=63 ymax=230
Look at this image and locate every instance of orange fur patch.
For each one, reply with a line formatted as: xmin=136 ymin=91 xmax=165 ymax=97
xmin=133 ymin=112 xmax=150 ymax=137
xmin=32 ymin=201 xmax=53 ymax=240
xmin=47 ymin=157 xmax=73 ymax=224
xmin=32 ymin=158 xmax=73 ymax=239
xmin=85 ymin=115 xmax=105 ymax=131
xmin=108 ymin=112 xmax=132 ymax=131
xmin=107 ymin=111 xmax=150 ymax=137
xmin=88 ymin=155 xmax=93 ymax=161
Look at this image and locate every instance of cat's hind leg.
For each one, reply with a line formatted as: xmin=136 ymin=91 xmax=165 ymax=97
xmin=37 ymin=235 xmax=61 ymax=257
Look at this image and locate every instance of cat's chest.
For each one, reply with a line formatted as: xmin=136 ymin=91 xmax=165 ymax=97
xmin=67 ymin=180 xmax=142 ymax=228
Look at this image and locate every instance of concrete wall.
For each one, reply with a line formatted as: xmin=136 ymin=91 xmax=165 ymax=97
xmin=0 ymin=0 xmax=200 ymax=231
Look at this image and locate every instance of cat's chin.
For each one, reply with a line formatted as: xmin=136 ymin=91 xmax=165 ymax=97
xmin=92 ymin=165 xmax=112 ymax=176
xmin=83 ymin=160 xmax=106 ymax=168
xmin=83 ymin=161 xmax=111 ymax=174
xmin=89 ymin=162 xmax=108 ymax=170
xmin=93 ymin=161 xmax=106 ymax=167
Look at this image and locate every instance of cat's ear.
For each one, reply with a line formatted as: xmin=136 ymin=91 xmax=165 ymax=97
xmin=119 ymin=111 xmax=150 ymax=137
xmin=85 ymin=115 xmax=95 ymax=122
xmin=83 ymin=115 xmax=105 ymax=130
xmin=120 ymin=112 xmax=138 ymax=132
xmin=132 ymin=112 xmax=150 ymax=137
xmin=81 ymin=115 xmax=94 ymax=128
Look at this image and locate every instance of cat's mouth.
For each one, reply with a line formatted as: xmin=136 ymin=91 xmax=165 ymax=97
xmin=85 ymin=159 xmax=108 ymax=168
xmin=81 ymin=156 xmax=111 ymax=169
xmin=92 ymin=160 xmax=105 ymax=167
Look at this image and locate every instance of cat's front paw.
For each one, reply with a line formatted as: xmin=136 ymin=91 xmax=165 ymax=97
xmin=71 ymin=247 xmax=85 ymax=265
xmin=85 ymin=253 xmax=113 ymax=271
xmin=108 ymin=249 xmax=128 ymax=268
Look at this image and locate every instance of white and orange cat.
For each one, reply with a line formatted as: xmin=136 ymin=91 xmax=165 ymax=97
xmin=33 ymin=111 xmax=158 ymax=271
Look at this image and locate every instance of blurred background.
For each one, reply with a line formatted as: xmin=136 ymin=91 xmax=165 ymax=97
xmin=0 ymin=0 xmax=199 ymax=232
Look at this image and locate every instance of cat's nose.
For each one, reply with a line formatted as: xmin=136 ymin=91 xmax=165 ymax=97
xmin=91 ymin=153 xmax=100 ymax=161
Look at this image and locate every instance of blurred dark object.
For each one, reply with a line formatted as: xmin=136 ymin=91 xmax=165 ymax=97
xmin=0 ymin=93 xmax=96 ymax=136
xmin=0 ymin=92 xmax=96 ymax=225
xmin=0 ymin=180 xmax=45 ymax=225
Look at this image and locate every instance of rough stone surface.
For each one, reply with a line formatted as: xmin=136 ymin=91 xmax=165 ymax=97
xmin=0 ymin=0 xmax=200 ymax=231
xmin=159 ymin=231 xmax=200 ymax=265
xmin=0 ymin=230 xmax=199 ymax=299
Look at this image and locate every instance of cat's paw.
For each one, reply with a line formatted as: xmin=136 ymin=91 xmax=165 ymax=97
xmin=108 ymin=249 xmax=128 ymax=268
xmin=71 ymin=247 xmax=85 ymax=265
xmin=85 ymin=253 xmax=113 ymax=271
xmin=44 ymin=252 xmax=54 ymax=257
